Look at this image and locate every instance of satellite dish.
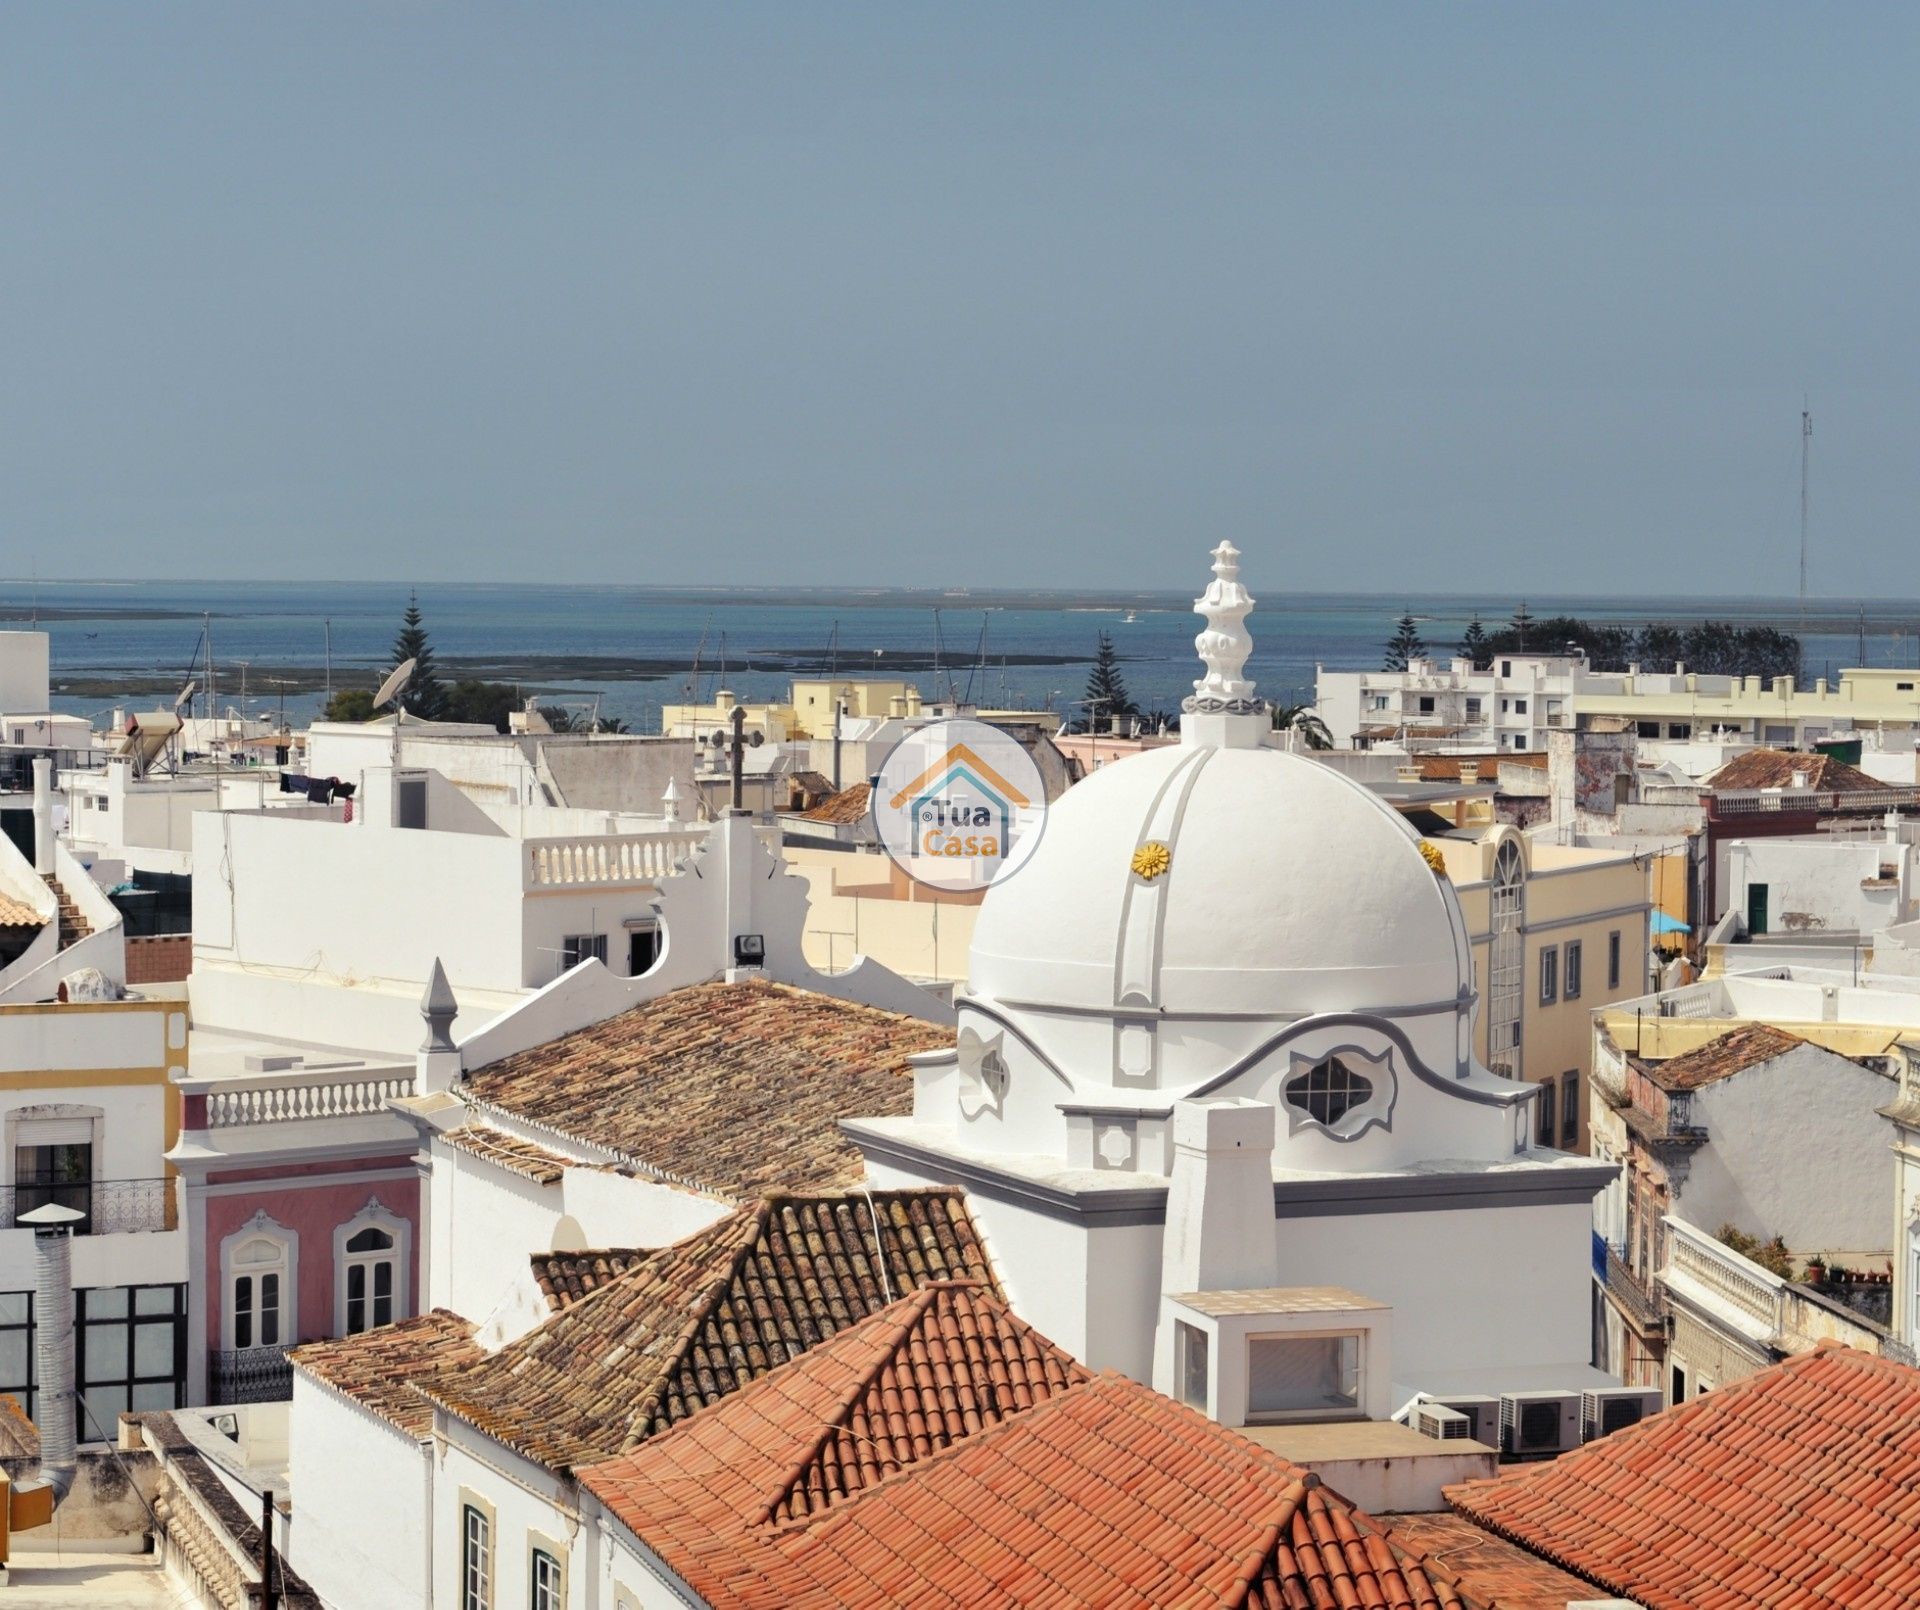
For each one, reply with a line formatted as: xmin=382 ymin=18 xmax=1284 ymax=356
xmin=374 ymin=658 xmax=417 ymax=711
xmin=173 ymin=680 xmax=197 ymax=713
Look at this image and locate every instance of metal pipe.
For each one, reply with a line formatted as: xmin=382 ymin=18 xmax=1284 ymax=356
xmin=28 ymin=1208 xmax=80 ymax=1505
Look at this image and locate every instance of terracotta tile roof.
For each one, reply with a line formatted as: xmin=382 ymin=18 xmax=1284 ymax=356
xmin=0 ymin=1392 xmax=37 ymax=1458
xmin=1708 ymin=748 xmax=1883 ymax=792
xmin=1446 ymin=1345 xmax=1920 ymax=1610
xmin=530 ymin=1247 xmax=647 ymax=1310
xmin=289 ymin=1310 xmax=485 ymax=1439
xmin=1415 ymin=753 xmax=1546 ymax=780
xmin=0 ymin=894 xmax=45 ymax=928
xmin=422 ymin=1186 xmax=998 ymax=1474
xmin=462 ymin=980 xmax=949 ymax=1198
xmin=1641 ymin=1022 xmax=1805 ymax=1091
xmin=582 ymin=1290 xmax=1465 ymax=1610
xmin=1384 ymin=1511 xmax=1597 ymax=1609
xmin=439 ymin=1123 xmax=576 ymax=1184
xmin=797 ymin=782 xmax=872 ymax=824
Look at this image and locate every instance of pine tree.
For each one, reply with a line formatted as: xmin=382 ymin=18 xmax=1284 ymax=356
xmin=1458 ymin=615 xmax=1491 ymax=670
xmin=390 ymin=591 xmax=450 ymax=720
xmin=1083 ymin=631 xmax=1137 ymax=732
xmin=1507 ymin=599 xmax=1534 ymax=652
xmin=1384 ymin=612 xmax=1426 ymax=671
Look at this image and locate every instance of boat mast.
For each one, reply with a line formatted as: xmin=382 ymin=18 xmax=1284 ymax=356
xmin=1800 ymin=402 xmax=1812 ymax=632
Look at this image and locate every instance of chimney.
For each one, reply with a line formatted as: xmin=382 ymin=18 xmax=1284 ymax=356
xmin=30 ymin=756 xmax=54 ymax=876
xmin=1458 ymin=759 xmax=1480 ymax=786
xmin=417 ymin=958 xmax=461 ymax=1095
xmin=21 ymin=1204 xmax=82 ymax=1507
xmin=1161 ymin=1099 xmax=1280 ymax=1296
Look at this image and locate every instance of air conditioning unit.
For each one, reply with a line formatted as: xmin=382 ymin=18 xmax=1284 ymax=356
xmin=1413 ymin=1402 xmax=1469 ymax=1442
xmin=1499 ymin=1390 xmax=1580 ymax=1458
xmin=1580 ymin=1386 xmax=1662 ymax=1441
xmin=1430 ymin=1393 xmax=1500 ymax=1447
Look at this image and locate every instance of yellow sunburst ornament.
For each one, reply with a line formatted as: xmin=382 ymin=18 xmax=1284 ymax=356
xmin=1131 ymin=841 xmax=1172 ymax=881
xmin=1418 ymin=839 xmax=1448 ymax=877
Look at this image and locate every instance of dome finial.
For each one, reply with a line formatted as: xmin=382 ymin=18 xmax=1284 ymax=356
xmin=1183 ymin=543 xmax=1264 ymax=738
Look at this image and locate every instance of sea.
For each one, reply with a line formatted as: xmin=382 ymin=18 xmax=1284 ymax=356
xmin=12 ymin=578 xmax=1920 ymax=735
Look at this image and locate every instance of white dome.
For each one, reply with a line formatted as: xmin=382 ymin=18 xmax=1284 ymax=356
xmin=969 ymin=743 xmax=1472 ymax=1020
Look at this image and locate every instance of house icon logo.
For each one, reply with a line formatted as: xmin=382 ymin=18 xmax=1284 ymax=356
xmin=872 ymin=718 xmax=1048 ymax=891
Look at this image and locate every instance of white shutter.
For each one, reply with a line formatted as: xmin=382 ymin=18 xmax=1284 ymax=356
xmin=15 ymin=1117 xmax=93 ymax=1147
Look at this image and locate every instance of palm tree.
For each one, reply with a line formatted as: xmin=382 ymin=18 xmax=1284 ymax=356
xmin=1270 ymin=702 xmax=1334 ymax=750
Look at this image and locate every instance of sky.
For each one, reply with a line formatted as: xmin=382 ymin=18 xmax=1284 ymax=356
xmin=2 ymin=4 xmax=1916 ymax=593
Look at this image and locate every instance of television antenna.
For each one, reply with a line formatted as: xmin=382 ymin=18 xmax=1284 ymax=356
xmin=1799 ymin=402 xmax=1812 ymax=633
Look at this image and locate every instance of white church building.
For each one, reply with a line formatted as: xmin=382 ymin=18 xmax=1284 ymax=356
xmin=847 ymin=543 xmax=1618 ymax=1409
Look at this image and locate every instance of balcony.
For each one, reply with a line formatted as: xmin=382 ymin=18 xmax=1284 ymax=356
xmin=211 ymin=1344 xmax=293 ymax=1405
xmin=202 ymin=1067 xmax=414 ymax=1128
xmin=3 ymin=1176 xmax=173 ymax=1235
xmin=524 ymin=829 xmax=705 ymax=891
xmin=1601 ymin=1241 xmax=1663 ymax=1334
xmin=1662 ymin=1216 xmax=1783 ymax=1344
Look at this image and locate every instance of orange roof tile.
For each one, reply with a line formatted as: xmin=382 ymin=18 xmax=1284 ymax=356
xmin=1707 ymin=748 xmax=1883 ymax=792
xmin=0 ymin=894 xmax=44 ymax=928
xmin=423 ymin=1187 xmax=998 ymax=1474
xmin=289 ymin=1310 xmax=485 ymax=1439
xmin=1384 ymin=1511 xmax=1597 ymax=1609
xmin=1638 ymin=1022 xmax=1807 ymax=1091
xmin=581 ymin=1289 xmax=1465 ymax=1610
xmin=462 ymin=980 xmax=949 ymax=1198
xmin=439 ymin=1124 xmax=575 ymax=1184
xmin=797 ymin=783 xmax=873 ymax=824
xmin=1447 ymin=1346 xmax=1920 ymax=1610
xmin=529 ymin=1247 xmax=647 ymax=1311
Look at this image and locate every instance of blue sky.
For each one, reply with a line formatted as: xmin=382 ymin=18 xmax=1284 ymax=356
xmin=2 ymin=4 xmax=1914 ymax=591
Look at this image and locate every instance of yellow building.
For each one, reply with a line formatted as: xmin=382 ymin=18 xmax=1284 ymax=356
xmin=1429 ymin=829 xmax=1652 ymax=1154
xmin=1573 ymin=666 xmax=1920 ymax=749
xmin=663 ymin=680 xmax=1062 ymax=744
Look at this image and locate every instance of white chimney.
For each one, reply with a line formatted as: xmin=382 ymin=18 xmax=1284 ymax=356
xmin=416 ymin=958 xmax=461 ymax=1096
xmin=30 ymin=756 xmax=54 ymax=875
xmin=1161 ymin=1098 xmax=1280 ymax=1296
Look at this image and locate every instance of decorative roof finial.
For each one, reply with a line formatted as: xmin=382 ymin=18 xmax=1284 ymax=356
xmin=420 ymin=957 xmax=458 ymax=1053
xmin=1185 ymin=541 xmax=1262 ymax=715
xmin=661 ymin=776 xmax=682 ymax=823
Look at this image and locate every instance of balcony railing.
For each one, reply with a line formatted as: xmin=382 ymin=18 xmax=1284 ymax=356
xmin=211 ymin=1344 xmax=293 ymax=1405
xmin=205 ymin=1070 xmax=414 ymax=1127
xmin=1602 ymin=1242 xmax=1663 ymax=1333
xmin=3 ymin=1176 xmax=172 ymax=1235
xmin=1711 ymin=785 xmax=1920 ymax=817
xmin=1662 ymin=1217 xmax=1783 ymax=1338
xmin=524 ymin=830 xmax=704 ymax=890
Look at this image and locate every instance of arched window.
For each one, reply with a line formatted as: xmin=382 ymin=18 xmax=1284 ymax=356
xmin=1286 ymin=1057 xmax=1374 ymax=1128
xmin=1488 ymin=838 xmax=1525 ymax=1077
xmin=332 ymin=1199 xmax=412 ymax=1338
xmin=226 ymin=1233 xmax=290 ymax=1351
xmin=342 ymin=1226 xmax=396 ymax=1335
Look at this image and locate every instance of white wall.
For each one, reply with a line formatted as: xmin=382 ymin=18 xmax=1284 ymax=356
xmin=287 ymin=1376 xmax=433 ymax=1610
xmin=1681 ymin=1044 xmax=1896 ymax=1255
xmin=0 ymin=633 xmax=50 ymax=713
xmin=435 ymin=1425 xmax=589 ymax=1610
xmin=1725 ymin=835 xmax=1913 ymax=933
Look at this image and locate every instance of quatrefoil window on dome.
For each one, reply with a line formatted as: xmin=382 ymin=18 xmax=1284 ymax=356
xmin=1282 ymin=1046 xmax=1397 ymax=1141
xmin=955 ymin=1026 xmax=1010 ymax=1120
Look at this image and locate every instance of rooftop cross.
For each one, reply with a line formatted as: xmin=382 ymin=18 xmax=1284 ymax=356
xmin=709 ymin=704 xmax=764 ymax=815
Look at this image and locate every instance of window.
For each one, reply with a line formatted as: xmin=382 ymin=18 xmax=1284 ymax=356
xmin=1417 ymin=696 xmax=1435 ymax=714
xmin=530 ymin=1549 xmax=563 ymax=1610
xmin=1539 ymin=945 xmax=1557 ymax=1005
xmin=560 ymin=933 xmax=607 ymax=971
xmin=462 ymin=1505 xmax=492 ymax=1610
xmin=1667 ymin=722 xmax=1692 ymax=739
xmin=1465 ymin=696 xmax=1482 ymax=718
xmin=1370 ymin=694 xmax=1389 ymax=711
xmin=13 ymin=1140 xmax=92 ymax=1230
xmin=1488 ymin=840 xmax=1524 ymax=1077
xmin=1671 ymin=1365 xmax=1687 ymax=1405
xmin=1564 ymin=940 xmax=1582 ymax=1001
xmin=395 ymin=774 xmax=427 ymax=830
xmin=342 ymin=1227 xmax=396 ymax=1335
xmin=1246 ymin=1333 xmax=1360 ymax=1422
xmin=1608 ymin=930 xmax=1621 ymax=990
xmin=230 ymin=1242 xmax=284 ymax=1351
xmin=0 ymin=1291 xmax=32 ymax=1419
xmin=1560 ymin=1071 xmax=1579 ymax=1148
xmin=78 ymin=1284 xmax=185 ymax=1430
xmin=627 ymin=923 xmax=661 ymax=977
xmin=1501 ymin=661 xmax=1513 ymax=677
xmin=1285 ymin=1056 xmax=1373 ymax=1128
xmin=1637 ymin=720 xmax=1661 ymax=739
xmin=1176 ymin=1320 xmax=1209 ymax=1411
xmin=1536 ymin=1079 xmax=1556 ymax=1146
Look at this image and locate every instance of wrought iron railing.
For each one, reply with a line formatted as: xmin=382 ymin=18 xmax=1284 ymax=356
xmin=3 ymin=1176 xmax=172 ymax=1234
xmin=1603 ymin=1242 xmax=1662 ymax=1332
xmin=211 ymin=1345 xmax=293 ymax=1405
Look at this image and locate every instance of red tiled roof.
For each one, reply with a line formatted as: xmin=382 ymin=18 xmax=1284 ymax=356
xmin=289 ymin=1310 xmax=485 ymax=1439
xmin=0 ymin=894 xmax=45 ymax=929
xmin=462 ymin=980 xmax=950 ymax=1198
xmin=530 ymin=1247 xmax=647 ymax=1311
xmin=1384 ymin=1511 xmax=1597 ymax=1609
xmin=1638 ymin=1022 xmax=1807 ymax=1091
xmin=1707 ymin=748 xmax=1883 ymax=792
xmin=439 ymin=1124 xmax=575 ymax=1184
xmin=797 ymin=783 xmax=872 ymax=824
xmin=582 ymin=1287 xmax=1465 ymax=1610
xmin=422 ymin=1187 xmax=998 ymax=1474
xmin=1447 ymin=1346 xmax=1920 ymax=1610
